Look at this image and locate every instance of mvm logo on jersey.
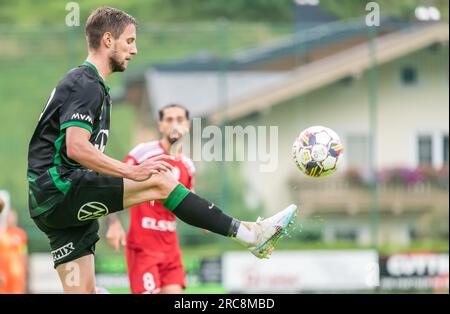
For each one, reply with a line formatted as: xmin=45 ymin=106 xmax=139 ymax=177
xmin=71 ymin=113 xmax=93 ymax=124
xmin=77 ymin=202 xmax=109 ymax=221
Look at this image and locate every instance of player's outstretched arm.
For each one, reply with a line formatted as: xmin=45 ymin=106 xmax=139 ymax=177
xmin=65 ymin=126 xmax=174 ymax=181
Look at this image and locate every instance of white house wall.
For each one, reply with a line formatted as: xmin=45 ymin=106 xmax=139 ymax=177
xmin=240 ymin=46 xmax=448 ymax=214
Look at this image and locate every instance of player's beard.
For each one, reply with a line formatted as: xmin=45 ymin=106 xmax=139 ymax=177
xmin=167 ymin=126 xmax=188 ymax=144
xmin=109 ymin=48 xmax=126 ymax=72
xmin=167 ymin=134 xmax=180 ymax=145
xmin=166 ymin=134 xmax=183 ymax=158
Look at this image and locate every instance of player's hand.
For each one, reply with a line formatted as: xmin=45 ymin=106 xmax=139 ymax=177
xmin=131 ymin=155 xmax=174 ymax=181
xmin=106 ymin=221 xmax=127 ymax=253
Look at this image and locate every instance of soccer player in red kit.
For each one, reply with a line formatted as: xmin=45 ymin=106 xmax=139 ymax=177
xmin=107 ymin=104 xmax=194 ymax=294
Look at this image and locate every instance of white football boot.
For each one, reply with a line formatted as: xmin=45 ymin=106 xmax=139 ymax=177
xmin=241 ymin=204 xmax=298 ymax=259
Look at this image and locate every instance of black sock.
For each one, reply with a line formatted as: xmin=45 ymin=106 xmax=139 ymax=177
xmin=163 ymin=184 xmax=240 ymax=237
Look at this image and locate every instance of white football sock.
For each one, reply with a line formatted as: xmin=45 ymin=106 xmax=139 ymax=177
xmin=235 ymin=222 xmax=256 ymax=245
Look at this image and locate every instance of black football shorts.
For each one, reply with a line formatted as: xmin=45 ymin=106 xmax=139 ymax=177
xmin=32 ymin=169 xmax=124 ymax=268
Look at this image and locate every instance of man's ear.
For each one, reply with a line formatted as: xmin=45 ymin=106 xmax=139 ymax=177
xmin=102 ymin=32 xmax=113 ymax=49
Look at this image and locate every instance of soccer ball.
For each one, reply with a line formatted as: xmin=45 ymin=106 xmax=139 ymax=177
xmin=292 ymin=126 xmax=343 ymax=177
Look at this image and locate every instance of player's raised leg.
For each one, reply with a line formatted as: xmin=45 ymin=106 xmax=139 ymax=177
xmin=123 ymin=170 xmax=299 ymax=259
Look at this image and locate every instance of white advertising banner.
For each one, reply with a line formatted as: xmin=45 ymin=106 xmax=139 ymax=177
xmin=29 ymin=254 xmax=63 ymax=294
xmin=223 ymin=250 xmax=379 ymax=293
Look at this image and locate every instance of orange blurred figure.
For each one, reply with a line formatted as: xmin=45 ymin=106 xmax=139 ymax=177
xmin=0 ymin=210 xmax=28 ymax=294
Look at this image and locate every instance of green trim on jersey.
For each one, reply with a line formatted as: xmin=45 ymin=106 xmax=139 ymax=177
xmin=49 ymin=166 xmax=71 ymax=194
xmin=55 ymin=121 xmax=92 ymax=165
xmin=53 ymin=133 xmax=65 ymax=165
xmin=163 ymin=183 xmax=191 ymax=211
xmin=27 ymin=169 xmax=69 ymax=217
xmin=61 ymin=121 xmax=93 ymax=133
xmin=83 ymin=61 xmax=110 ymax=94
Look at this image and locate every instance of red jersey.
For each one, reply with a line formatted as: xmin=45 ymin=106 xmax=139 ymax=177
xmin=124 ymin=141 xmax=195 ymax=251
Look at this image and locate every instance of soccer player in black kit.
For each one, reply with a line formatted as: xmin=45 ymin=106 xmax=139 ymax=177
xmin=27 ymin=7 xmax=298 ymax=293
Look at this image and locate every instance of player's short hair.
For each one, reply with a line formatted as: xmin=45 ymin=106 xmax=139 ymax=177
xmin=86 ymin=7 xmax=136 ymax=50
xmin=159 ymin=104 xmax=190 ymax=121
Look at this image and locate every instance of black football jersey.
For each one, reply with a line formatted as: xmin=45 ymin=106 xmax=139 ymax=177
xmin=27 ymin=61 xmax=111 ymax=217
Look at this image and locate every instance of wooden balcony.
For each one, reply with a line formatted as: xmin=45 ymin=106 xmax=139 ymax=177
xmin=288 ymin=174 xmax=449 ymax=217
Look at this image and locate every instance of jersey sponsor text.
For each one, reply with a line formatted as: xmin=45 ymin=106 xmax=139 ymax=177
xmin=141 ymin=217 xmax=177 ymax=232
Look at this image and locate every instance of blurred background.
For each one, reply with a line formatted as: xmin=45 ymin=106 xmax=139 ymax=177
xmin=0 ymin=0 xmax=448 ymax=294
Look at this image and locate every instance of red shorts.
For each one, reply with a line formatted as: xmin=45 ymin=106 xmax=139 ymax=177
xmin=125 ymin=246 xmax=186 ymax=294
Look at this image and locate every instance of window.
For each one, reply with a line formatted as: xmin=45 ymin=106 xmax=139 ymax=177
xmin=416 ymin=133 xmax=449 ymax=168
xmin=401 ymin=66 xmax=418 ymax=85
xmin=335 ymin=228 xmax=357 ymax=241
xmin=418 ymin=135 xmax=433 ymax=165
xmin=428 ymin=43 xmax=441 ymax=53
xmin=409 ymin=227 xmax=419 ymax=240
xmin=339 ymin=76 xmax=354 ymax=86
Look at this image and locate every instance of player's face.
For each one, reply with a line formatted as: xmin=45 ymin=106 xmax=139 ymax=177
xmin=159 ymin=107 xmax=190 ymax=144
xmin=109 ymin=23 xmax=137 ymax=72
